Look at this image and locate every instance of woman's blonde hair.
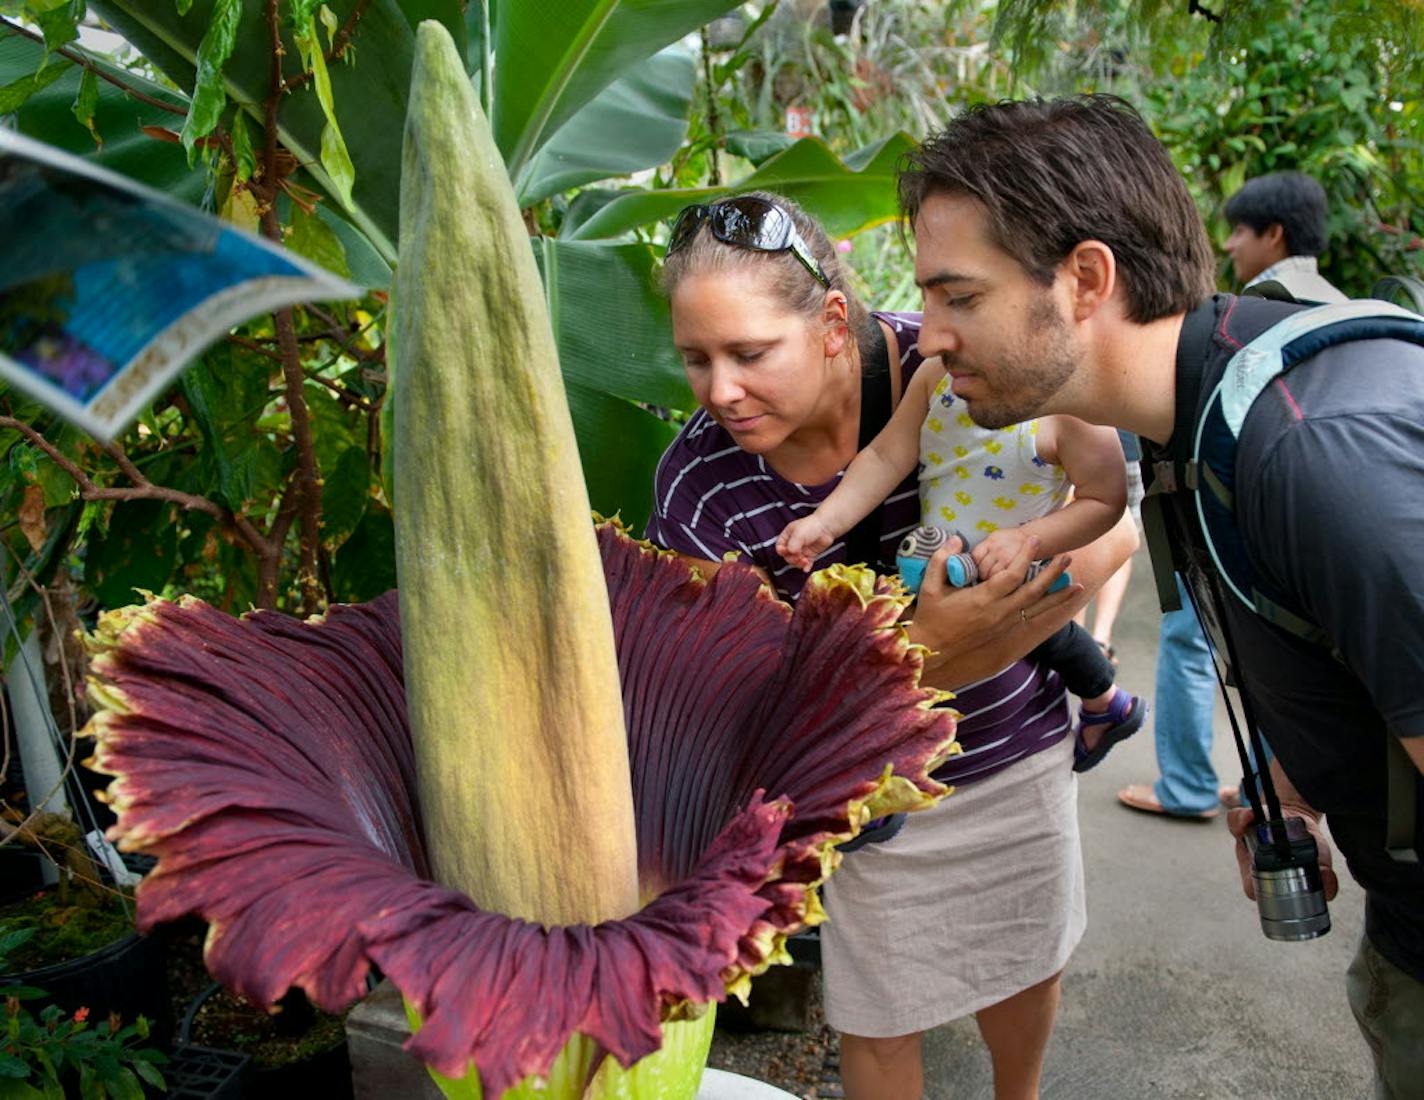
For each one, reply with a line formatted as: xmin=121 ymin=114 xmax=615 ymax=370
xmin=660 ymin=191 xmax=872 ymax=346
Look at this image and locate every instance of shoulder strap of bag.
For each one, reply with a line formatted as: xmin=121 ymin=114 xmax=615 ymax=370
xmin=843 ymin=322 xmax=893 ymax=570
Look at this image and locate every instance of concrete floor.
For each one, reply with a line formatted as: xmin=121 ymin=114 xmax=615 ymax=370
xmin=922 ymin=546 xmax=1375 ymax=1099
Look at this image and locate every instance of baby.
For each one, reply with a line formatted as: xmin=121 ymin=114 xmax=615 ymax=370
xmin=777 ymin=360 xmax=1145 ymax=772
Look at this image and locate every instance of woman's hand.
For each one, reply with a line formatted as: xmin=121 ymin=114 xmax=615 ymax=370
xmin=907 ymin=512 xmax=1136 ymax=689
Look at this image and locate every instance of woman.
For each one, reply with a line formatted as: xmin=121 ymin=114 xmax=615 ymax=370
xmin=647 ymin=192 xmax=1136 ymax=1100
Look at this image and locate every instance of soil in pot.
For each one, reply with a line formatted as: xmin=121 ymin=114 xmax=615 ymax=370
xmin=0 ymin=888 xmax=173 ymax=1048
xmin=0 ymin=887 xmax=137 ymax=971
xmin=187 ymin=983 xmax=352 ymax=1099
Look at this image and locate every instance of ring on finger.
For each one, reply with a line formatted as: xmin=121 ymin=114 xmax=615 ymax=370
xmin=1020 ymin=608 xmax=1029 ymax=624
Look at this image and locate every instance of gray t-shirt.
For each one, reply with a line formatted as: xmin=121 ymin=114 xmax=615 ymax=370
xmin=1221 ymin=314 xmax=1424 ymax=981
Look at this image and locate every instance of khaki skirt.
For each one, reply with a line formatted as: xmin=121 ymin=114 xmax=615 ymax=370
xmin=821 ymin=732 xmax=1085 ymax=1037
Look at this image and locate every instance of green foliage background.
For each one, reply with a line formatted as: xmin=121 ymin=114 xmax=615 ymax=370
xmin=1 ymin=0 xmax=1422 ymax=628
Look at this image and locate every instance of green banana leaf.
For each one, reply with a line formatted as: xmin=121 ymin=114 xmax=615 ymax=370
xmin=515 ymin=44 xmax=696 ymax=208
xmin=0 ymin=28 xmax=201 ymax=203
xmin=566 ymin=132 xmax=919 ymax=242
xmin=534 ymin=237 xmax=693 ymax=529
xmin=567 ymin=381 xmax=679 ymax=533
xmin=491 ymin=0 xmax=742 ymax=181
xmin=535 ymin=239 xmax=691 ymax=413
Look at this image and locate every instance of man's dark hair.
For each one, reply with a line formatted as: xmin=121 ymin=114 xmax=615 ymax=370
xmin=898 ymin=95 xmax=1215 ymax=324
xmin=1222 ymin=172 xmax=1330 ymax=257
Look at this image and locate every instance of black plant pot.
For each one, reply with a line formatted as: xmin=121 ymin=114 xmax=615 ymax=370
xmin=182 ymin=983 xmax=353 ymax=1100
xmin=248 ymin=1036 xmax=352 ymax=1099
xmin=1 ymin=928 xmax=172 ymax=1047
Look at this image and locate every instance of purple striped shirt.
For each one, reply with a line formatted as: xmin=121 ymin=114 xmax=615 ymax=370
xmin=646 ymin=311 xmax=1070 ymax=786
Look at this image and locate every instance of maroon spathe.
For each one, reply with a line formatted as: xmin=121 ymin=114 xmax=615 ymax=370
xmin=89 ymin=524 xmax=954 ymax=1093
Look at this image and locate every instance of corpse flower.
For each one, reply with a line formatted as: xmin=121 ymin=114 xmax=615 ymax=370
xmin=83 ymin=22 xmax=958 ymax=1100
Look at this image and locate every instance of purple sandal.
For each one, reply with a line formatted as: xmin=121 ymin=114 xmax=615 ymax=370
xmin=1072 ymin=689 xmax=1147 ymax=773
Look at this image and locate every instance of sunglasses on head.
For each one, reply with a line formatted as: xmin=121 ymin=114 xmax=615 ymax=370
xmin=667 ymin=196 xmax=832 ymax=289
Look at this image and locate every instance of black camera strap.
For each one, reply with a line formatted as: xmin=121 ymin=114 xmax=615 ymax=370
xmin=1179 ymin=573 xmax=1294 ymax=861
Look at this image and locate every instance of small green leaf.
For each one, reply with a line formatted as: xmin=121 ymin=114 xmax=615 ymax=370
xmin=319 ymin=2 xmax=340 ymax=48
xmin=294 ymin=16 xmax=355 ymax=209
xmin=129 ymin=1058 xmax=165 ymax=1090
xmin=0 ymin=59 xmax=69 ymax=114
xmin=34 ymin=1 xmax=79 ymax=53
xmin=70 ymin=64 xmax=99 ymax=145
xmin=180 ymin=0 xmax=242 ymax=159
xmin=286 ymin=204 xmax=351 ymax=278
xmin=175 ymin=0 xmax=194 ymax=14
xmin=0 ymin=1051 xmax=30 ymax=1077
xmin=230 ymin=109 xmax=256 ymax=180
xmin=107 ymin=1066 xmax=146 ymax=1100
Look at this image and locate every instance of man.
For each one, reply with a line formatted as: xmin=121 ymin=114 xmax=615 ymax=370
xmin=1118 ymin=170 xmax=1346 ymax=822
xmin=1223 ymin=171 xmax=1347 ymax=302
xmin=899 ymin=95 xmax=1424 ymax=1097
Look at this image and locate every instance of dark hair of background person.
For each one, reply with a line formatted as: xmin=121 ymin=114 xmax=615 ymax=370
xmin=897 ymin=94 xmax=1217 ymax=324
xmin=660 ymin=190 xmax=877 ymax=365
xmin=1222 ymin=172 xmax=1331 ymax=257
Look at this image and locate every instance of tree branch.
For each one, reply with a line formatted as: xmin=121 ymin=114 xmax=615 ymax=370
xmin=0 ymin=18 xmax=188 ymax=117
xmin=261 ymin=0 xmax=326 ymax=615
xmin=0 ymin=416 xmax=287 ymax=607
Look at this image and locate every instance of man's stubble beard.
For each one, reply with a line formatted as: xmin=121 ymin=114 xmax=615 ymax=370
xmin=961 ymin=293 xmax=1078 ymax=430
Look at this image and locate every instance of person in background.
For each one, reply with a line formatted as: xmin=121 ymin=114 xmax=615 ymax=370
xmin=1223 ymin=171 xmax=1347 ymax=302
xmin=648 ymin=191 xmax=1137 ymax=1100
xmin=1078 ymin=429 xmax=1144 ymax=669
xmin=1119 ymin=169 xmax=1345 ymax=820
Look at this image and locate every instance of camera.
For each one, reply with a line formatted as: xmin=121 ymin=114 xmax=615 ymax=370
xmin=1244 ymin=816 xmax=1331 ymax=941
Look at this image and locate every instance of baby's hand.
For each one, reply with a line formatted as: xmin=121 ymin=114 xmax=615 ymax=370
xmin=777 ymin=516 xmax=836 ymax=572
xmin=971 ymin=528 xmax=1032 ymax=579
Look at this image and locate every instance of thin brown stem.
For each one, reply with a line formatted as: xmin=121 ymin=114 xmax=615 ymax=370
xmin=283 ymin=0 xmax=374 ymax=91
xmin=0 ymin=416 xmax=285 ymax=607
xmin=0 ymin=18 xmax=188 ymax=117
xmin=260 ymin=0 xmax=325 ymax=615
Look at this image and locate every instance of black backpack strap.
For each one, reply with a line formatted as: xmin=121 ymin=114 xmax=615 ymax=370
xmin=1386 ymin=735 xmax=1420 ymax=863
xmin=843 ymin=321 xmax=892 ymax=570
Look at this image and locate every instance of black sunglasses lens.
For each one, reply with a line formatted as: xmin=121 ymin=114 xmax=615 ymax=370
xmin=712 ymin=197 xmax=789 ymax=251
xmin=668 ymin=204 xmax=709 ymax=254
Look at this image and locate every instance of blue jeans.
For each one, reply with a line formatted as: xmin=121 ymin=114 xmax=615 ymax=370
xmin=1152 ymin=575 xmax=1220 ymax=814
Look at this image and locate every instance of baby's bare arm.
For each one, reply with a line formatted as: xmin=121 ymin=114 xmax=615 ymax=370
xmin=798 ymin=363 xmax=939 ymax=538
xmin=1016 ymin=414 xmax=1127 ymax=557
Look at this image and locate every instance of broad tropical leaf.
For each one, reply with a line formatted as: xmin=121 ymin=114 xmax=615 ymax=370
xmin=533 ymin=237 xmax=692 ymax=529
xmin=491 ymin=0 xmax=743 ymax=181
xmin=516 ymin=44 xmax=697 ymax=207
xmin=567 ymin=132 xmax=919 ymax=242
xmin=85 ymin=527 xmax=957 ymax=1095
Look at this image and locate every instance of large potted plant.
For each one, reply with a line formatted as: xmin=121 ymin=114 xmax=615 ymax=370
xmin=0 ymin=812 xmax=171 ymax=1046
xmin=79 ymin=22 xmax=959 ymax=1100
xmin=0 ymin=817 xmax=169 ymax=1097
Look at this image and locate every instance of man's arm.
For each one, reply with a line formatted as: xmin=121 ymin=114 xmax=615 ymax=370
xmin=1400 ymin=735 xmax=1424 ymax=778
xmin=907 ymin=507 xmax=1138 ymax=689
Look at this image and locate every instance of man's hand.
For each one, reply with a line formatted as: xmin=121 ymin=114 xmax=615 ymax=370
xmin=776 ymin=516 xmax=837 ymax=572
xmin=971 ymin=527 xmax=1033 ymax=580
xmin=1226 ymin=806 xmax=1339 ymax=903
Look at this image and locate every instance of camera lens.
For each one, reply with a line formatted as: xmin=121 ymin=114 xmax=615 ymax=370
xmin=1253 ymin=864 xmax=1332 ymax=941
xmin=1248 ymin=818 xmax=1331 ymax=941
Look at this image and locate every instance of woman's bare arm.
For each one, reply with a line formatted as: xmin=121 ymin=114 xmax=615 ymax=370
xmin=906 ymin=509 xmax=1139 ymax=690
